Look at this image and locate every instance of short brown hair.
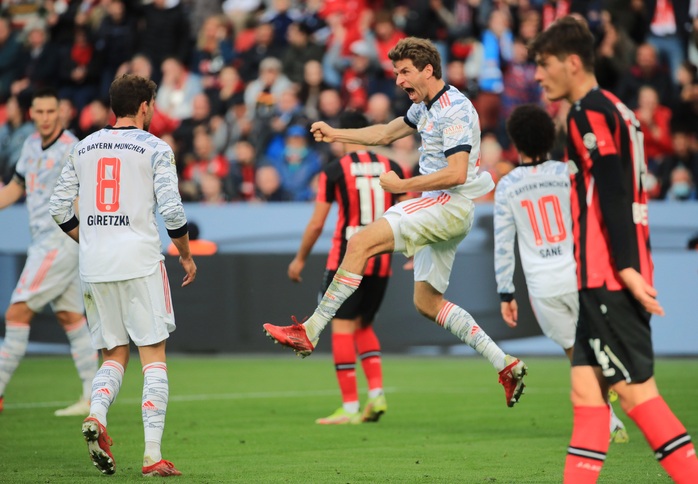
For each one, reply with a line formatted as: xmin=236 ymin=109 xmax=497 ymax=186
xmin=528 ymin=16 xmax=595 ymax=72
xmin=388 ymin=37 xmax=442 ymax=79
xmin=109 ymin=74 xmax=157 ymax=118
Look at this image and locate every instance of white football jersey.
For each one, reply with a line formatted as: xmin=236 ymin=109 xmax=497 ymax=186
xmin=15 ymin=130 xmax=78 ymax=249
xmin=50 ymin=127 xmax=187 ymax=283
xmin=493 ymin=160 xmax=577 ymax=298
xmin=405 ymin=85 xmax=494 ymax=199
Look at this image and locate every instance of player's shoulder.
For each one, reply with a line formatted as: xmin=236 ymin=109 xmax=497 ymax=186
xmin=496 ymin=166 xmax=525 ymax=192
xmin=59 ymin=130 xmax=79 ymax=144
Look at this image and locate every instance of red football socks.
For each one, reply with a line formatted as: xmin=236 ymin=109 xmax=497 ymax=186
xmin=628 ymin=396 xmax=698 ymax=483
xmin=332 ymin=333 xmax=358 ymax=403
xmin=564 ymin=405 xmax=610 ymax=483
xmin=354 ymin=326 xmax=383 ymax=391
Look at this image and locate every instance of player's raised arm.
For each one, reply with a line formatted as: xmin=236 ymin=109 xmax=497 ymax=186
xmin=310 ymin=116 xmax=415 ymax=146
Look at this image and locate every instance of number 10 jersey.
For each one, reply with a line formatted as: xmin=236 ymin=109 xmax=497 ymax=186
xmin=493 ymin=160 xmax=577 ymax=298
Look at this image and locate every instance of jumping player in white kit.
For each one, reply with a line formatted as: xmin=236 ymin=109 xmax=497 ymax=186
xmin=50 ymin=74 xmax=196 ymax=477
xmin=494 ymin=104 xmax=628 ymax=443
xmin=264 ymin=37 xmax=527 ymax=408
xmin=0 ymin=87 xmax=97 ymax=417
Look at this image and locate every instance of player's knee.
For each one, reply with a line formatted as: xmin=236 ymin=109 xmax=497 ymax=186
xmin=5 ymin=303 xmax=33 ymax=324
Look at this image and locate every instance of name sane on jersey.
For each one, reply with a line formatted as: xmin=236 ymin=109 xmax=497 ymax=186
xmin=86 ymin=215 xmax=131 ymax=226
xmin=540 ymin=246 xmax=563 ymax=258
xmin=77 ymin=142 xmax=146 ymax=156
xmin=513 ymin=180 xmax=569 ymax=197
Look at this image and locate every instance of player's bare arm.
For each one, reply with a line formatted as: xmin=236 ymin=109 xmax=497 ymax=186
xmin=618 ymin=268 xmax=664 ymax=316
xmin=289 ymin=201 xmax=332 ymax=283
xmin=0 ymin=179 xmax=25 ymax=210
xmin=500 ymin=300 xmax=518 ymax=328
xmin=311 ymin=117 xmax=415 ymax=146
xmin=171 ymin=234 xmax=197 ymax=287
xmin=381 ymin=151 xmax=469 ymax=193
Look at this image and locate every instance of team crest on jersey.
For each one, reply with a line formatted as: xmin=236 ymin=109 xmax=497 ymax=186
xmin=583 ymin=133 xmax=597 ymax=150
xmin=169 ymin=152 xmax=175 ymax=165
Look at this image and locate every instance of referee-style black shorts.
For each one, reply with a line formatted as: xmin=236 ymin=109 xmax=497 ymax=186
xmin=572 ymin=286 xmax=654 ymax=384
xmin=320 ymin=270 xmax=389 ymax=324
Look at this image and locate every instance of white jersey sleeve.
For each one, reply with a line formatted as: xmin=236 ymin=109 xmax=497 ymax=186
xmin=492 ymin=160 xmax=577 ymax=298
xmin=493 ymin=177 xmax=517 ymax=296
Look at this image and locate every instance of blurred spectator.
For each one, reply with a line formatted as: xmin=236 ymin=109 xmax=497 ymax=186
xmin=644 ymin=0 xmax=691 ymax=84
xmin=317 ymin=88 xmax=343 ymax=127
xmin=393 ymin=0 xmax=450 ymax=75
xmin=369 ymin=10 xmax=405 ymax=93
xmin=199 ymin=171 xmax=229 ymax=204
xmin=672 ymin=60 xmax=698 ymax=133
xmin=191 ymin=14 xmax=235 ymax=90
xmin=616 ymin=42 xmax=675 ymax=109
xmin=0 ymin=93 xmax=33 ymax=183
xmin=476 ymin=9 xmax=513 ymax=134
xmin=244 ymin=57 xmax=293 ymax=153
xmin=229 ymin=138 xmax=258 ymax=201
xmin=181 ymin=126 xmax=230 ymax=199
xmin=222 ymin=0 xmax=262 ymax=40
xmin=265 ymin=124 xmax=322 ymax=201
xmin=340 ymin=39 xmax=382 ymax=111
xmin=57 ymin=26 xmax=99 ymax=112
xmin=635 ymin=85 xmax=674 ymax=172
xmin=185 ymin=0 xmax=224 ymax=39
xmin=167 ymin=220 xmax=218 ymax=255
xmin=77 ymin=98 xmax=112 ymax=139
xmin=58 ymin=96 xmax=79 ymax=134
xmin=0 ymin=16 xmax=22 ymax=103
xmin=594 ymin=9 xmax=637 ymax=93
xmin=267 ymin=88 xmax=309 ymax=151
xmin=297 ymin=59 xmax=331 ymax=121
xmin=137 ymin=0 xmax=191 ymax=83
xmin=173 ymin=93 xmax=213 ymax=163
xmin=11 ymin=19 xmax=59 ymax=98
xmin=156 ymin=57 xmax=203 ymax=121
xmin=281 ymin=21 xmax=324 ymax=84
xmin=236 ymin=21 xmax=286 ymax=83
xmin=93 ymin=0 xmax=137 ymax=100
xmin=501 ymin=37 xmax=541 ymax=136
xmin=665 ymin=165 xmax=697 ymax=200
xmin=255 ymin=165 xmax=289 ymax=201
xmin=260 ymin=0 xmax=301 ymax=47
xmin=365 ymin=92 xmax=394 ymax=125
xmin=656 ymin=128 xmax=698 ymax=199
xmin=206 ymin=65 xmax=244 ymax=117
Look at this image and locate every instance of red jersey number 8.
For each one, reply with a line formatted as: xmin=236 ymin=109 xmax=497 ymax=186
xmin=96 ymin=157 xmax=121 ymax=212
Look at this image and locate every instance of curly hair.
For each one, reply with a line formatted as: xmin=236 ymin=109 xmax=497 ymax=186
xmin=506 ymin=104 xmax=556 ymax=162
xmin=388 ymin=37 xmax=442 ymax=79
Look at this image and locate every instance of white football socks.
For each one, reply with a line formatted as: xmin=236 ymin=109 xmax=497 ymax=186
xmin=89 ymin=360 xmax=124 ymax=427
xmin=64 ymin=318 xmax=98 ymax=400
xmin=0 ymin=322 xmax=30 ymax=396
xmin=142 ymin=362 xmax=169 ymax=465
xmin=303 ymin=268 xmax=362 ymax=342
xmin=436 ymin=302 xmax=507 ymax=371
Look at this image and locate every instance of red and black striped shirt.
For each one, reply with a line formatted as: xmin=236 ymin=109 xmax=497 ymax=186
xmin=316 ymin=151 xmax=404 ymax=277
xmin=566 ymin=88 xmax=653 ymax=291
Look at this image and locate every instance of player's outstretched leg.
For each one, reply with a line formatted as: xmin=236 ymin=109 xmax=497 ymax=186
xmin=263 ymin=316 xmax=318 ymax=358
xmin=82 ymin=417 xmax=115 ymax=475
xmin=498 ymin=355 xmax=527 ymax=408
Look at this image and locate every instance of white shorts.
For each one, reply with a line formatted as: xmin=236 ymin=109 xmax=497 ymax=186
xmin=10 ymin=236 xmax=83 ymax=314
xmin=529 ymin=291 xmax=579 ymax=349
xmin=384 ymin=192 xmax=474 ymax=294
xmin=82 ymin=261 xmax=175 ymax=350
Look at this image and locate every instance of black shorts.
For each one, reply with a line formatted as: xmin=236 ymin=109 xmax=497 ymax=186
xmin=320 ymin=270 xmax=389 ymax=323
xmin=572 ymin=286 xmax=654 ymax=384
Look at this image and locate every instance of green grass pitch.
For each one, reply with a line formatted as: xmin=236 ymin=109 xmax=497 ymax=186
xmin=0 ymin=355 xmax=695 ymax=483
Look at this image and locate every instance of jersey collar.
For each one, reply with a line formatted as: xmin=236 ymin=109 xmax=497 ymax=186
xmin=42 ymin=129 xmax=64 ymax=151
xmin=425 ymin=84 xmax=450 ymax=111
xmin=105 ymin=125 xmax=139 ymax=130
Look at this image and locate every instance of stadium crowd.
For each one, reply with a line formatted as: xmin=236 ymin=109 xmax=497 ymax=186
xmin=0 ymin=0 xmax=697 ymax=202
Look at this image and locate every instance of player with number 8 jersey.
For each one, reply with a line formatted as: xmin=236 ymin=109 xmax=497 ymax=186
xmin=49 ymin=74 xmax=196 ymax=477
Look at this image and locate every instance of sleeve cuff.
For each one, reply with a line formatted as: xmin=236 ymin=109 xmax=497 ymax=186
xmin=499 ymin=293 xmax=515 ymax=302
xmin=403 ymin=116 xmax=417 ymax=130
xmin=59 ymin=215 xmax=79 ymax=233
xmin=444 ymin=144 xmax=472 ymax=158
xmin=167 ymin=223 xmax=188 ymax=239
